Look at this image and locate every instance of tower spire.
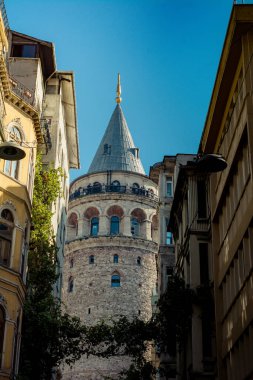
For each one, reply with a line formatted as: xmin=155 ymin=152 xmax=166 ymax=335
xmin=115 ymin=73 xmax=122 ymax=104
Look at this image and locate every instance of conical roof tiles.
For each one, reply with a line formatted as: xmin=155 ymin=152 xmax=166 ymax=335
xmin=88 ymin=104 xmax=145 ymax=174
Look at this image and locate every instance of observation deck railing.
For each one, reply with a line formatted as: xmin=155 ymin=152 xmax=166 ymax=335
xmin=69 ymin=184 xmax=159 ymax=202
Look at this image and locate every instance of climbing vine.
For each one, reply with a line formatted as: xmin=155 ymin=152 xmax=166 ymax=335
xmin=18 ymin=156 xmax=84 ymax=380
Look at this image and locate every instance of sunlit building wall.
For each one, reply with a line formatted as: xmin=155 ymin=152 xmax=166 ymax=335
xmin=0 ymin=6 xmax=42 ymax=378
xmin=200 ymin=5 xmax=253 ymax=379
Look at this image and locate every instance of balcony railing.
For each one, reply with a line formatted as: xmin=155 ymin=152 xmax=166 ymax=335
xmin=0 ymin=1 xmax=9 ymax=31
xmin=9 ymin=76 xmax=36 ymax=108
xmin=69 ymin=184 xmax=159 ymax=202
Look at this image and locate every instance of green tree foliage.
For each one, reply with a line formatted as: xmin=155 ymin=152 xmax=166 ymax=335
xmin=157 ymin=274 xmax=195 ymax=353
xmin=18 ymin=156 xmax=84 ymax=380
xmin=18 ymin=156 xmax=195 ymax=379
xmin=79 ymin=316 xmax=157 ymax=380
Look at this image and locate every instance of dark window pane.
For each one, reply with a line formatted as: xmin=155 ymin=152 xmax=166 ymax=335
xmin=111 ymin=275 xmax=120 ymax=287
xmin=12 ymin=44 xmax=36 ymax=58
xmin=0 ymin=307 xmax=5 ymax=359
xmin=110 ymin=216 xmax=119 ymax=235
xmin=90 ymin=217 xmax=99 ymax=236
xmin=199 ymin=243 xmax=209 ymax=284
xmin=197 ymin=179 xmax=207 ymax=218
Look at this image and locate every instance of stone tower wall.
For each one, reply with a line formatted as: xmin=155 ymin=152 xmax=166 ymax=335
xmin=62 ymin=172 xmax=158 ymax=379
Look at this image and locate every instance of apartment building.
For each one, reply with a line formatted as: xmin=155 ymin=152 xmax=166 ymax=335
xmin=199 ymin=4 xmax=253 ymax=379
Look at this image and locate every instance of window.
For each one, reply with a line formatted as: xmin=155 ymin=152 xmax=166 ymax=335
xmin=166 ymin=176 xmax=173 ymax=197
xmin=4 ymin=126 xmax=22 ymax=180
xmin=197 ymin=179 xmax=207 ymax=218
xmin=103 ymin=144 xmax=111 ymax=155
xmin=93 ymin=182 xmax=102 ymax=193
xmin=90 ymin=217 xmax=99 ymax=236
xmin=166 ymin=266 xmax=173 ymax=276
xmin=0 ymin=209 xmax=14 ymax=267
xmin=166 ymin=231 xmax=173 ymax=245
xmin=111 ymin=180 xmax=120 ymax=192
xmin=68 ymin=277 xmax=74 ymax=293
xmin=132 ymin=183 xmax=140 ymax=194
xmin=137 ymin=256 xmax=141 ymax=265
xmin=111 ymin=274 xmax=120 ymax=287
xmin=12 ymin=44 xmax=37 ymax=58
xmin=0 ymin=307 xmax=5 ymax=362
xmin=113 ymin=254 xmax=119 ymax=264
xmin=70 ymin=258 xmax=74 ymax=268
xmin=110 ymin=216 xmax=120 ymax=235
xmin=131 ymin=218 xmax=140 ymax=236
xmin=89 ymin=255 xmax=95 ymax=264
xmin=21 ymin=226 xmax=28 ymax=278
xmin=199 ymin=243 xmax=209 ymax=285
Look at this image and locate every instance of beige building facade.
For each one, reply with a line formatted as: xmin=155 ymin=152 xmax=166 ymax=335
xmin=0 ymin=5 xmax=79 ymax=378
xmin=0 ymin=7 xmax=42 ymax=379
xmin=7 ymin=29 xmax=79 ymax=300
xmin=200 ymin=4 xmax=253 ymax=380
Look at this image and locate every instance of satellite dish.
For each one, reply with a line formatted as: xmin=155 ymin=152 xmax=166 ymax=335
xmin=0 ymin=141 xmax=26 ymax=160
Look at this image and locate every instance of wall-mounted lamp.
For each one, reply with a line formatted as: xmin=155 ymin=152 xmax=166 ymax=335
xmin=0 ymin=141 xmax=26 ymax=160
xmin=189 ymin=153 xmax=227 ymax=173
xmin=195 ymin=153 xmax=227 ymax=173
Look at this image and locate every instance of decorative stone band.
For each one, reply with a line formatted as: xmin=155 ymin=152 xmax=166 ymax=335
xmin=65 ymin=235 xmax=158 ymax=253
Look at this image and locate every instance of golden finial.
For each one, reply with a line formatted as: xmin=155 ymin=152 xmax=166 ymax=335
xmin=116 ymin=73 xmax=122 ymax=104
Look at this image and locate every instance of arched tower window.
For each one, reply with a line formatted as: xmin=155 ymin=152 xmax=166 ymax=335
xmin=68 ymin=277 xmax=74 ymax=293
xmin=113 ymin=254 xmax=119 ymax=264
xmin=132 ymin=182 xmax=140 ymax=194
xmin=131 ymin=208 xmax=146 ymax=238
xmin=67 ymin=213 xmax=78 ymax=237
xmin=0 ymin=306 xmax=5 ymax=361
xmin=4 ymin=126 xmax=22 ymax=180
xmin=0 ymin=209 xmax=14 ymax=267
xmin=111 ymin=180 xmax=120 ymax=192
xmin=151 ymin=214 xmax=158 ymax=242
xmin=111 ymin=274 xmax=120 ymax=287
xmin=84 ymin=207 xmax=100 ymax=237
xmin=131 ymin=218 xmax=140 ymax=236
xmin=89 ymin=255 xmax=95 ymax=264
xmin=137 ymin=256 xmax=141 ymax=265
xmin=110 ymin=216 xmax=120 ymax=235
xmin=90 ymin=217 xmax=99 ymax=236
xmin=93 ymin=182 xmax=102 ymax=193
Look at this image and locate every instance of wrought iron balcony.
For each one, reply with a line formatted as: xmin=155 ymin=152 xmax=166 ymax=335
xmin=69 ymin=184 xmax=158 ymax=202
xmin=9 ymin=76 xmax=36 ymax=108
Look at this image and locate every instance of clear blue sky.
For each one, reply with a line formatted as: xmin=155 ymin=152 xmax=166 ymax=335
xmin=5 ymin=0 xmax=238 ymax=179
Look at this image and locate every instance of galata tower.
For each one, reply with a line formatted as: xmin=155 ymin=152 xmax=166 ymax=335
xmin=62 ymin=75 xmax=158 ymax=379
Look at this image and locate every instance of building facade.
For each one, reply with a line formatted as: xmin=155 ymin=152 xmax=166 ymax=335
xmin=200 ymin=4 xmax=253 ymax=380
xmin=7 ymin=30 xmax=79 ymax=299
xmin=169 ymin=154 xmax=219 ymax=380
xmin=0 ymin=7 xmax=42 ymax=379
xmin=62 ymin=79 xmax=158 ymax=379
xmin=0 ymin=7 xmax=79 ymax=377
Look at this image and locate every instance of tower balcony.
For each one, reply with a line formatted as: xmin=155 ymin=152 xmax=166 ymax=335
xmin=69 ymin=183 xmax=159 ymax=202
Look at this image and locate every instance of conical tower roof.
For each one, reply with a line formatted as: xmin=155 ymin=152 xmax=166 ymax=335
xmin=88 ymin=75 xmax=145 ymax=175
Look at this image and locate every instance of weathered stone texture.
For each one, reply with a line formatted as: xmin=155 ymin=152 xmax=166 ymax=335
xmin=63 ymin=242 xmax=157 ymax=323
xmin=62 ymin=171 xmax=158 ymax=379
